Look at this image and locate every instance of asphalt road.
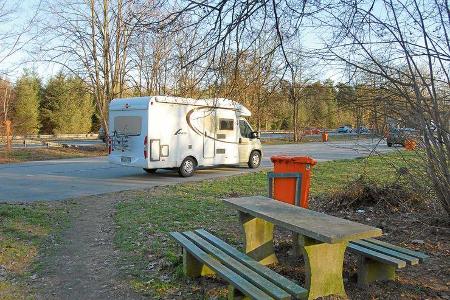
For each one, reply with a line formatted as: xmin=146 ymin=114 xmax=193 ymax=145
xmin=0 ymin=138 xmax=391 ymax=203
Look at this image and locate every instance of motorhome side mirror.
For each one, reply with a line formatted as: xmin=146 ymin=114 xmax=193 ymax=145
xmin=251 ymin=131 xmax=260 ymax=139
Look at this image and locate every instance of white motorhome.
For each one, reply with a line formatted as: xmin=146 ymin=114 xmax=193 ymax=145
xmin=108 ymin=96 xmax=262 ymax=177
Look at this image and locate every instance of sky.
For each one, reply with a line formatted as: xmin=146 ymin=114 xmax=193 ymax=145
xmin=0 ymin=0 xmax=347 ymax=84
xmin=0 ymin=0 xmax=57 ymax=80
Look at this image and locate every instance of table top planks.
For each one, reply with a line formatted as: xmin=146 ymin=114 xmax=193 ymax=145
xmin=223 ymin=196 xmax=382 ymax=244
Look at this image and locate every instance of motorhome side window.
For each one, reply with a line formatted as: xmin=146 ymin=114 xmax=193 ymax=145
xmin=113 ymin=116 xmax=142 ymax=135
xmin=239 ymin=119 xmax=252 ymax=138
xmin=219 ymin=119 xmax=234 ymax=131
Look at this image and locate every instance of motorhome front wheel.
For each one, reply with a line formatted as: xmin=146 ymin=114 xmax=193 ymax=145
xmin=248 ymin=151 xmax=261 ymax=168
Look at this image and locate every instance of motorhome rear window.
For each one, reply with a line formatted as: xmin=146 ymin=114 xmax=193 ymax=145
xmin=113 ymin=116 xmax=142 ymax=135
xmin=219 ymin=119 xmax=234 ymax=131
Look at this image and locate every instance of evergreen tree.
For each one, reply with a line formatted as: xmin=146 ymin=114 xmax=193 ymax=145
xmin=41 ymin=73 xmax=94 ymax=134
xmin=13 ymin=71 xmax=41 ymax=134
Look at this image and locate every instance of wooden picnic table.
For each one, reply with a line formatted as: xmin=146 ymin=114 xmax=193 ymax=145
xmin=223 ymin=196 xmax=382 ymax=300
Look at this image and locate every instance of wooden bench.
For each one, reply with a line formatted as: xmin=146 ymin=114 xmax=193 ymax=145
xmin=170 ymin=229 xmax=308 ymax=300
xmin=348 ymin=238 xmax=429 ymax=286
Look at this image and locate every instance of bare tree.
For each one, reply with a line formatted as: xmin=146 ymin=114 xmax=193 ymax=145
xmin=0 ymin=0 xmax=40 ymax=76
xmin=39 ymin=0 xmax=157 ymax=133
xmin=154 ymin=0 xmax=449 ymax=213
xmin=319 ymin=0 xmax=449 ymax=213
xmin=0 ymin=78 xmax=14 ymax=124
xmin=130 ymin=29 xmax=172 ymax=96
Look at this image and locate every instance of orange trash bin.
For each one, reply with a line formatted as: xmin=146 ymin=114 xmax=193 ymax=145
xmin=322 ymin=132 xmax=328 ymax=142
xmin=270 ymin=156 xmax=317 ymax=208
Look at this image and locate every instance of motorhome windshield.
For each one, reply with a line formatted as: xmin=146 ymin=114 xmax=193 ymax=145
xmin=113 ymin=116 xmax=142 ymax=136
xmin=239 ymin=119 xmax=253 ymax=138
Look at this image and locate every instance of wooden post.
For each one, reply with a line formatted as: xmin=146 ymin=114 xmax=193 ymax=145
xmin=4 ymin=120 xmax=12 ymax=150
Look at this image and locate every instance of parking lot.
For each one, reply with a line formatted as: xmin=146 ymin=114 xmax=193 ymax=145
xmin=0 ymin=138 xmax=393 ymax=203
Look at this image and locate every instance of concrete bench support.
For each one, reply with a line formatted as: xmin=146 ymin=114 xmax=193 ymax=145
xmin=239 ymin=212 xmax=278 ymax=266
xmin=300 ymin=235 xmax=348 ymax=300
xmin=357 ymin=256 xmax=396 ymax=286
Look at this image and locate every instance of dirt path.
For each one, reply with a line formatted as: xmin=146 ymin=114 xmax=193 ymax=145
xmin=35 ymin=194 xmax=142 ymax=300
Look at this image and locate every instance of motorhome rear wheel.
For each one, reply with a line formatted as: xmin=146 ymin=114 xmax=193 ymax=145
xmin=179 ymin=157 xmax=196 ymax=177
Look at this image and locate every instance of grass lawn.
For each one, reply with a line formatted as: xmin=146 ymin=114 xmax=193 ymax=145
xmin=0 ymin=203 xmax=69 ymax=299
xmin=0 ymin=150 xmax=440 ymax=299
xmin=114 ymin=151 xmax=443 ymax=299
xmin=0 ymin=146 xmax=107 ymax=164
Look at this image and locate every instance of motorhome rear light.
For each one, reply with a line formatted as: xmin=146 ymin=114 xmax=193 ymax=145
xmin=144 ymin=136 xmax=148 ymax=158
xmin=108 ymin=138 xmax=112 ymax=154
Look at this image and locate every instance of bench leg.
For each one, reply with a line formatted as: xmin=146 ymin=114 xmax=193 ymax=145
xmin=357 ymin=256 xmax=396 ymax=286
xmin=239 ymin=212 xmax=278 ymax=265
xmin=299 ymin=236 xmax=348 ymax=300
xmin=183 ymin=248 xmax=214 ymax=277
xmin=227 ymin=285 xmax=251 ymax=300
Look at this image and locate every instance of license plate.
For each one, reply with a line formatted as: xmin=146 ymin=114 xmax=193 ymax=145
xmin=121 ymin=156 xmax=131 ymax=163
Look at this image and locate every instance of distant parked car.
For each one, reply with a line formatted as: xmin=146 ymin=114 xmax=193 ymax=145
xmin=355 ymin=126 xmax=369 ymax=134
xmin=337 ymin=125 xmax=353 ymax=133
xmin=386 ymin=128 xmax=419 ymax=147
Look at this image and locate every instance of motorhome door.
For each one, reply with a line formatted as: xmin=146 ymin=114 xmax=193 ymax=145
xmin=203 ymin=109 xmax=216 ymax=158
xmin=238 ymin=118 xmax=253 ymax=163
